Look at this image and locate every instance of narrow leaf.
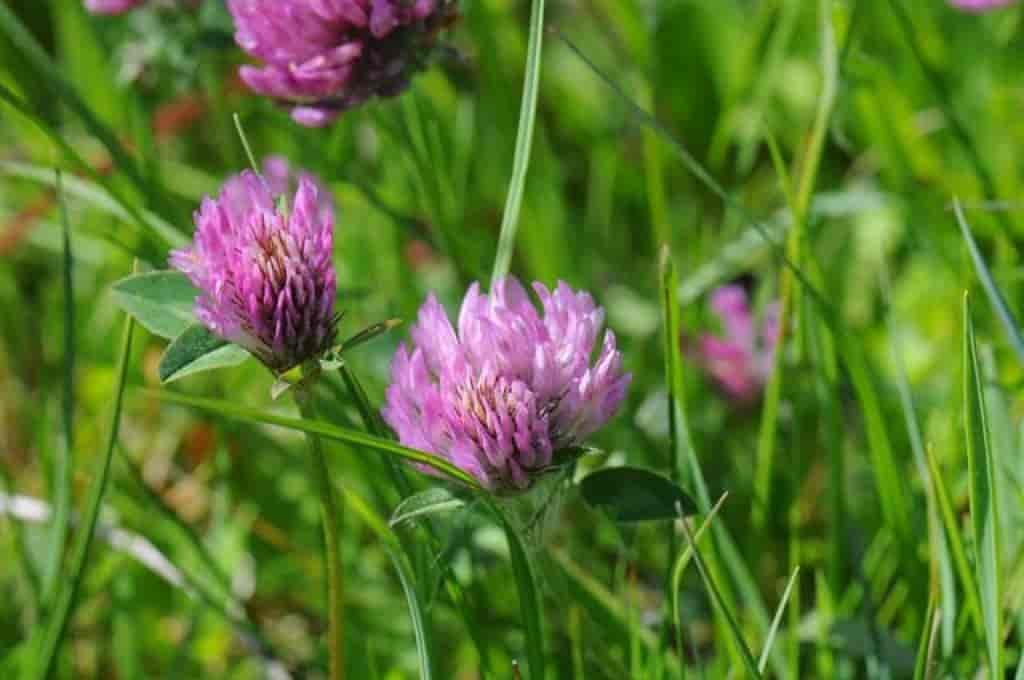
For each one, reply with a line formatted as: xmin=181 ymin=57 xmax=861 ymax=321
xmin=41 ymin=171 xmax=74 ymax=607
xmin=580 ymin=466 xmax=697 ymax=523
xmin=758 ymin=567 xmax=800 ymax=674
xmin=111 ymin=271 xmax=200 ymax=340
xmin=158 ymin=325 xmax=250 ymax=383
xmin=390 ymin=488 xmax=466 ymax=528
xmin=498 ymin=507 xmax=545 ymax=680
xmin=30 ymin=314 xmax=134 ymax=680
xmin=142 ymin=389 xmax=481 ymax=488
xmin=679 ymin=508 xmax=763 ymax=678
xmin=963 ymin=293 xmax=1002 ymax=676
xmin=491 ymin=0 xmax=545 ymax=283
xmin=954 ymin=199 xmax=1024 ymax=363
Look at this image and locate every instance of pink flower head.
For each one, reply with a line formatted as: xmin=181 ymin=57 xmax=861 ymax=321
xmin=949 ymin=0 xmax=1015 ymax=11
xmin=697 ymin=285 xmax=779 ymax=403
xmin=85 ymin=0 xmax=144 ymax=14
xmin=383 ymin=278 xmax=631 ymax=492
xmin=227 ymin=0 xmax=454 ymax=127
xmin=170 ymin=168 xmax=338 ymax=373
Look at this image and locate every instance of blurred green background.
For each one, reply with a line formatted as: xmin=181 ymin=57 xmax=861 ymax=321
xmin=1 ymin=0 xmax=1023 ymax=677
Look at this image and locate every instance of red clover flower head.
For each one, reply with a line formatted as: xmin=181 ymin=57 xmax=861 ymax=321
xmin=170 ymin=166 xmax=337 ymax=374
xmin=697 ymin=285 xmax=779 ymax=404
xmin=383 ymin=278 xmax=631 ymax=492
xmin=227 ymin=0 xmax=455 ymax=127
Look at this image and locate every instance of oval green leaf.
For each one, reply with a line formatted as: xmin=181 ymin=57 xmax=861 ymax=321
xmin=580 ymin=466 xmax=697 ymax=522
xmin=111 ymin=271 xmax=199 ymax=340
xmin=159 ymin=325 xmax=250 ymax=383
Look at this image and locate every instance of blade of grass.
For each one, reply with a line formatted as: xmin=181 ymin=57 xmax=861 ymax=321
xmin=962 ymin=293 xmax=1002 ymax=677
xmin=912 ymin=596 xmax=939 ymax=680
xmin=925 ymin=442 xmax=983 ymax=637
xmin=887 ymin=0 xmax=1012 ymax=235
xmin=294 ymin=386 xmax=345 ymax=680
xmin=557 ymin=26 xmax=911 ymax=543
xmin=28 ymin=313 xmax=134 ymax=680
xmin=492 ymin=501 xmax=545 ymax=680
xmin=678 ymin=506 xmax=762 ymax=679
xmin=758 ymin=566 xmax=800 ymax=675
xmin=0 ymin=5 xmax=174 ymax=223
xmin=491 ymin=0 xmax=546 ymax=283
xmin=670 ymin=492 xmax=729 ymax=671
xmin=953 ymin=200 xmax=1024 ymax=363
xmin=754 ymin=0 xmax=837 ymax=530
xmin=40 ymin=172 xmax=74 ymax=609
xmin=141 ymin=388 xmax=480 ymax=488
xmin=0 ymin=87 xmax=178 ymax=254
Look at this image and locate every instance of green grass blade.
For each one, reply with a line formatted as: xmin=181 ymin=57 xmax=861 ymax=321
xmin=678 ymin=512 xmax=762 ymax=679
xmin=962 ymin=293 xmax=1002 ymax=676
xmin=671 ymin=492 xmax=728 ymax=667
xmin=925 ymin=442 xmax=983 ymax=637
xmin=953 ymin=200 xmax=1024 ymax=363
xmin=659 ymin=247 xmax=697 ymax=493
xmin=30 ymin=314 xmax=135 ymax=680
xmin=757 ymin=566 xmax=800 ymax=675
xmin=496 ymin=505 xmax=545 ymax=680
xmin=142 ymin=389 xmax=480 ymax=488
xmin=0 ymin=5 xmax=173 ymax=223
xmin=491 ymin=0 xmax=545 ymax=283
xmin=387 ymin=548 xmax=433 ymax=680
xmin=912 ymin=595 xmax=939 ymax=680
xmin=40 ymin=171 xmax=73 ymax=608
xmin=0 ymin=87 xmax=177 ymax=255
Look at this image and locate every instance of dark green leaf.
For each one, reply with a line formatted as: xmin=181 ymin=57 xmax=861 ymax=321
xmin=158 ymin=325 xmax=249 ymax=383
xmin=111 ymin=271 xmax=199 ymax=340
xmin=580 ymin=466 xmax=697 ymax=522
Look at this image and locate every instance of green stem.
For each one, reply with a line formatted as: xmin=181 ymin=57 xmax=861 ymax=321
xmin=296 ymin=387 xmax=345 ymax=680
xmin=491 ymin=0 xmax=546 ymax=284
xmin=30 ymin=315 xmax=134 ymax=680
xmin=489 ymin=500 xmax=545 ymax=680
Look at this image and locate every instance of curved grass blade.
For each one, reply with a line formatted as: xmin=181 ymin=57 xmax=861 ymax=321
xmin=496 ymin=505 xmax=545 ymax=680
xmin=141 ymin=389 xmax=480 ymax=488
xmin=491 ymin=0 xmax=546 ymax=283
xmin=29 ymin=314 xmax=134 ymax=680
xmin=40 ymin=172 xmax=74 ymax=609
xmin=0 ymin=5 xmax=173 ymax=224
xmin=670 ymin=492 xmax=728 ymax=662
xmin=954 ymin=200 xmax=1024 ymax=363
xmin=0 ymin=156 xmax=183 ymax=251
xmin=758 ymin=567 xmax=800 ymax=674
xmin=912 ymin=596 xmax=939 ymax=680
xmin=388 ymin=548 xmax=433 ymax=680
xmin=678 ymin=507 xmax=762 ymax=679
xmin=962 ymin=293 xmax=1002 ymax=677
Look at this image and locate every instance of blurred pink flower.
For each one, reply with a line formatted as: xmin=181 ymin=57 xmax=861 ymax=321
xmin=84 ymin=0 xmax=144 ymax=14
xmin=697 ymin=285 xmax=779 ymax=403
xmin=949 ymin=0 xmax=1015 ymax=10
xmin=227 ymin=0 xmax=455 ymax=127
xmin=383 ymin=278 xmax=630 ymax=492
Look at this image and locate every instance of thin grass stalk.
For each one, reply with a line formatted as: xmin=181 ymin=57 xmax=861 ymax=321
xmin=295 ymin=383 xmax=345 ymax=680
xmin=491 ymin=0 xmax=546 ymax=284
xmin=41 ymin=172 xmax=74 ymax=608
xmin=29 ymin=314 xmax=134 ymax=680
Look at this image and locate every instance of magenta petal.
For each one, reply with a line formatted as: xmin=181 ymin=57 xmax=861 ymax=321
xmin=382 ymin=277 xmax=629 ymax=493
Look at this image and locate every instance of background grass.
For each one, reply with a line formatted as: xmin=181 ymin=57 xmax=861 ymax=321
xmin=2 ymin=0 xmax=1024 ymax=677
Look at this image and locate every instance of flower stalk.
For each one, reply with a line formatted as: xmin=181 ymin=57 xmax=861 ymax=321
xmin=295 ymin=373 xmax=345 ymax=680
